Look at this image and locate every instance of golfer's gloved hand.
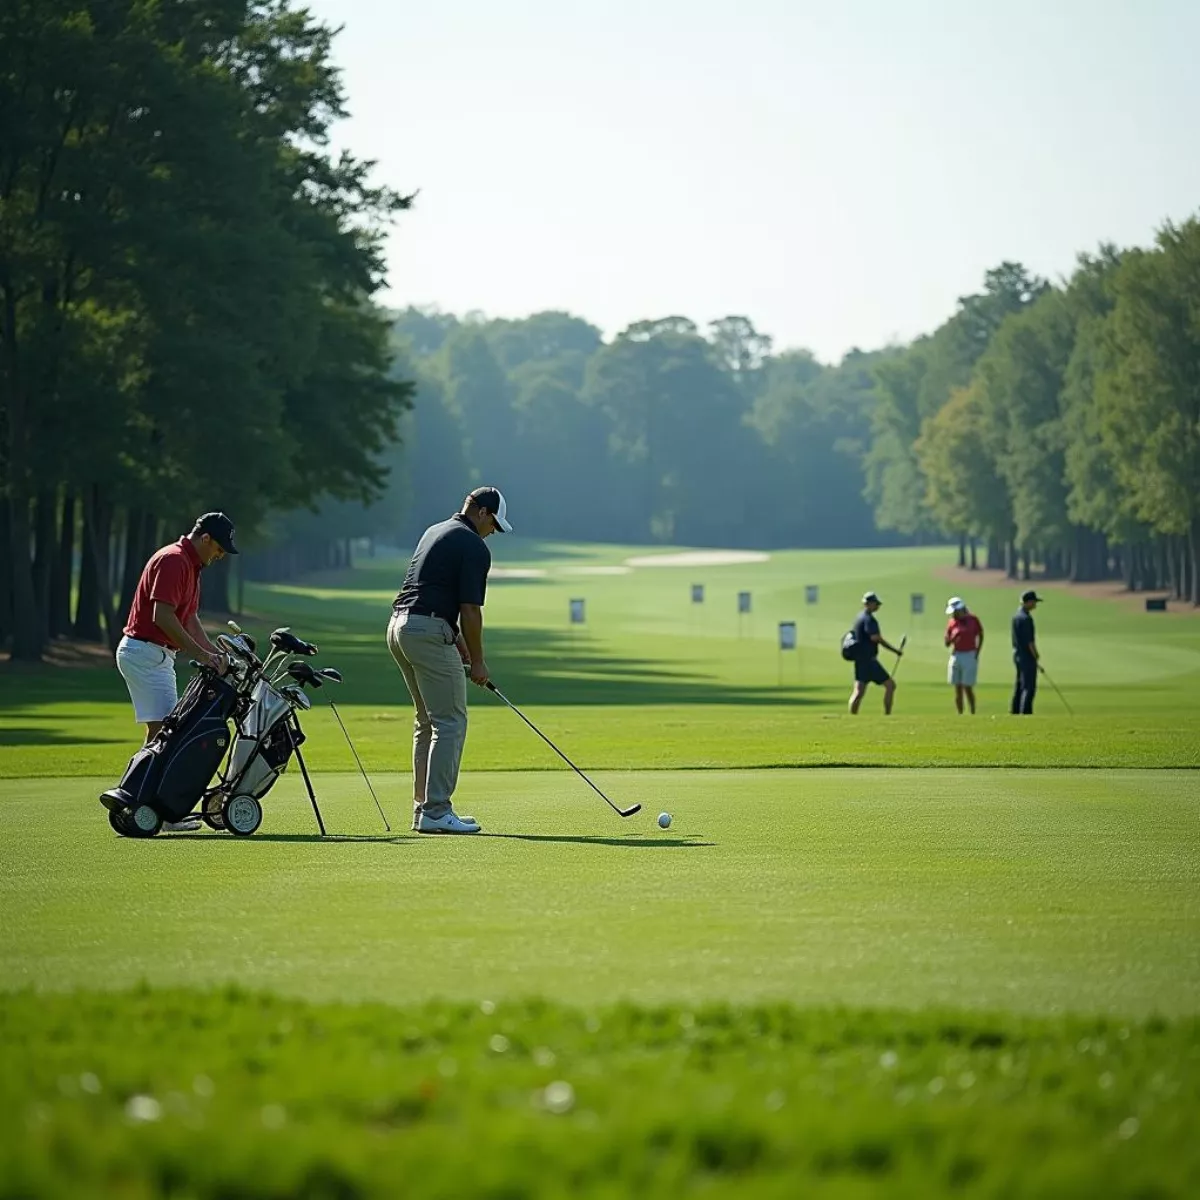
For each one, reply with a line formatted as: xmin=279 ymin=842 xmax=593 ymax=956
xmin=469 ymin=659 xmax=489 ymax=687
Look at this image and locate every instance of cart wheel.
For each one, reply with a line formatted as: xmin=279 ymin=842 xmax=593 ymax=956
xmin=202 ymin=791 xmax=226 ymax=831
xmin=129 ymin=804 xmax=162 ymax=838
xmin=108 ymin=807 xmax=131 ymax=836
xmin=223 ymin=794 xmax=263 ymax=837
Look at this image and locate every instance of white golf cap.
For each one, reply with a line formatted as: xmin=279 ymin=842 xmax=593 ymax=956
xmin=945 ymin=596 xmax=966 ymax=615
xmin=468 ymin=486 xmax=512 ymax=533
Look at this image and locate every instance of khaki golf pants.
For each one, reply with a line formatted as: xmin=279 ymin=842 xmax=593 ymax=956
xmin=386 ymin=612 xmax=468 ymax=819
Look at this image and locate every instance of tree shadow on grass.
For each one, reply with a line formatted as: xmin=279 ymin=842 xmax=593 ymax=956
xmin=0 ymin=726 xmax=126 ymax=747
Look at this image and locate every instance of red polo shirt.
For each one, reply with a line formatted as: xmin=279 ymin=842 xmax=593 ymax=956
xmin=946 ymin=612 xmax=984 ymax=653
xmin=123 ymin=538 xmax=203 ymax=649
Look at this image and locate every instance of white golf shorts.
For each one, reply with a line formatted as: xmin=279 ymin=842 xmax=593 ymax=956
xmin=948 ymin=650 xmax=979 ymax=688
xmin=115 ymin=636 xmax=179 ymax=723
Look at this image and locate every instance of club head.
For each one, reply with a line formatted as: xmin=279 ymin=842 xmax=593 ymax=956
xmin=287 ymin=660 xmax=322 ymax=688
xmin=316 ymin=668 xmax=342 ymax=684
xmin=280 ymin=684 xmax=312 ymax=710
xmin=271 ymin=627 xmax=318 ymax=657
xmin=619 ymin=804 xmax=642 ymax=818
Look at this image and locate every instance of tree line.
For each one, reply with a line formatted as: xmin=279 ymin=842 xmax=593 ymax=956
xmin=377 ymin=216 xmax=1198 ymax=608
xmin=868 ymin=226 xmax=1200 ymax=604
xmin=0 ymin=1 xmax=410 ymax=661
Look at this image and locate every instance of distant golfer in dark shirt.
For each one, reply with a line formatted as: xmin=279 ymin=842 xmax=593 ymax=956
xmin=386 ymin=486 xmax=512 ymax=834
xmin=849 ymin=591 xmax=904 ymax=715
xmin=1011 ymin=590 xmax=1043 ymax=715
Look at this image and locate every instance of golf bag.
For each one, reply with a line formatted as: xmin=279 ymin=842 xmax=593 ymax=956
xmin=101 ymin=671 xmax=240 ymax=824
xmin=840 ymin=629 xmax=863 ymax=661
xmin=224 ymin=678 xmax=304 ymax=800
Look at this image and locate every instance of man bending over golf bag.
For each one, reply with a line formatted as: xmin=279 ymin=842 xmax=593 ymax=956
xmin=387 ymin=487 xmax=511 ymax=834
xmin=113 ymin=512 xmax=237 ymax=831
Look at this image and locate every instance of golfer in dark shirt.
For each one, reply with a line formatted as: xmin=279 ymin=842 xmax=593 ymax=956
xmin=1011 ymin=590 xmax=1042 ymax=715
xmin=387 ymin=486 xmax=512 ymax=834
xmin=849 ymin=591 xmax=904 ymax=715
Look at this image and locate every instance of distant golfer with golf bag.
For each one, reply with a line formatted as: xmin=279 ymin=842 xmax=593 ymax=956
xmin=1011 ymin=590 xmax=1043 ymax=715
xmin=845 ymin=591 xmax=904 ymax=715
xmin=387 ymin=487 xmax=511 ymax=834
xmin=115 ymin=512 xmax=237 ymax=831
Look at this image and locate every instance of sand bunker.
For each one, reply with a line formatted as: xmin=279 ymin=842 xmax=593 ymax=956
xmin=489 ymin=568 xmax=548 ymax=579
xmin=623 ymin=550 xmax=770 ymax=568
xmin=557 ymin=565 xmax=633 ymax=576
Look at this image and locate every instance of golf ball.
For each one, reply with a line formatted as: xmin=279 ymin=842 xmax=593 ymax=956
xmin=657 ymin=812 xmax=672 ymax=829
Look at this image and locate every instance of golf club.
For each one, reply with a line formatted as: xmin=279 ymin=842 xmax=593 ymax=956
xmin=485 ymin=681 xmax=641 ymax=819
xmin=328 ymin=700 xmax=390 ymax=832
xmin=1040 ymin=665 xmax=1075 ymax=716
xmin=890 ymin=634 xmax=909 ymax=678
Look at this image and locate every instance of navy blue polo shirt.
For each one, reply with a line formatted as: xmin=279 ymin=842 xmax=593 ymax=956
xmin=853 ymin=610 xmax=881 ymax=659
xmin=1011 ymin=608 xmax=1036 ymax=661
xmin=393 ymin=515 xmax=491 ymax=636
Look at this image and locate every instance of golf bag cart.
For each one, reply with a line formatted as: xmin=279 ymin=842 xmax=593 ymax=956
xmin=100 ymin=624 xmax=343 ymax=838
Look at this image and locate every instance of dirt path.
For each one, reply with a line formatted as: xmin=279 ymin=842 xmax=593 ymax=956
xmin=933 ymin=565 xmax=1197 ymax=618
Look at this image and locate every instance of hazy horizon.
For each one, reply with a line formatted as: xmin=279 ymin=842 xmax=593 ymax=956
xmin=305 ymin=0 xmax=1200 ymax=361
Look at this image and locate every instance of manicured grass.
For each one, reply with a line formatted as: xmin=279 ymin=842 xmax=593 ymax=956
xmin=3 ymin=542 xmax=1199 ymax=1197
xmin=3 ymin=770 xmax=1196 ymax=1016
xmin=2 ymin=543 xmax=1199 ymax=776
xmin=3 ymin=989 xmax=1196 ymax=1199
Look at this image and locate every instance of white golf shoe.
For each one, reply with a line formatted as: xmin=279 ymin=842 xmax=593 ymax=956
xmin=412 ymin=809 xmax=481 ymax=834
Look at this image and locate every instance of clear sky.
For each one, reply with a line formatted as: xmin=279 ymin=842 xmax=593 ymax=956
xmin=304 ymin=0 xmax=1200 ymax=362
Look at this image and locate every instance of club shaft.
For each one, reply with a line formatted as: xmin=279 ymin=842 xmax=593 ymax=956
xmin=487 ymin=683 xmax=632 ymax=816
xmin=1042 ymin=670 xmax=1074 ymax=716
xmin=329 ymin=701 xmax=390 ymax=831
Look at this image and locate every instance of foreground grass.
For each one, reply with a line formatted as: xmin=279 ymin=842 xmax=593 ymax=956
xmin=4 ymin=770 xmax=1197 ymax=1016
xmin=2 ymin=989 xmax=1197 ymax=1198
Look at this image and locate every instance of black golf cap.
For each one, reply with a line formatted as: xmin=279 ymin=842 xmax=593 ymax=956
xmin=862 ymin=591 xmax=882 ymax=605
xmin=1021 ymin=590 xmax=1043 ymax=603
xmin=467 ymin=486 xmax=512 ymax=532
xmin=194 ymin=512 xmax=239 ymax=554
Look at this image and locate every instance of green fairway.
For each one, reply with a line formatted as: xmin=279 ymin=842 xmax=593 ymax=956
xmin=3 ymin=542 xmax=1198 ymax=1197
xmin=3 ymin=769 xmax=1197 ymax=1015
xmin=2 ymin=543 xmax=1199 ymax=776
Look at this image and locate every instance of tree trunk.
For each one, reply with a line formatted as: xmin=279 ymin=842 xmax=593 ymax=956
xmin=956 ymin=535 xmax=966 ymax=568
xmin=1021 ymin=548 xmax=1031 ymax=581
xmin=1005 ymin=540 xmax=1017 ymax=579
xmin=969 ymin=536 xmax=978 ymax=570
xmin=986 ymin=537 xmax=1004 ymax=570
xmin=0 ymin=497 xmax=12 ymax=648
xmin=1190 ymin=523 xmax=1199 ymax=606
xmin=82 ymin=485 xmax=120 ymax=652
xmin=205 ymin=553 xmax=232 ymax=614
xmin=31 ymin=487 xmax=58 ymax=644
xmin=236 ymin=556 xmax=245 ymax=616
xmin=74 ymin=502 xmax=103 ymax=641
xmin=51 ymin=491 xmax=76 ymax=638
xmin=118 ymin=508 xmax=158 ymax=626
xmin=8 ymin=495 xmax=44 ymax=661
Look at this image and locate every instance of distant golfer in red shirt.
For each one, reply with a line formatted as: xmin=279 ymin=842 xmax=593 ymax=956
xmin=117 ymin=513 xmax=238 ymax=745
xmin=944 ymin=597 xmax=984 ymax=714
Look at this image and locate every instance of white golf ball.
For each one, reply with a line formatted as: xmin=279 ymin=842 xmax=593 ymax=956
xmin=657 ymin=812 xmax=672 ymax=829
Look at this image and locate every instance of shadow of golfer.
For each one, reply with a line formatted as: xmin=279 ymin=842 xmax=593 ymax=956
xmin=476 ymin=832 xmax=713 ymax=848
